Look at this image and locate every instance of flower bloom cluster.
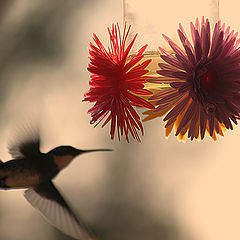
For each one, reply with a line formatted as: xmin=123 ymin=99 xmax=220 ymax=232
xmin=84 ymin=18 xmax=240 ymax=142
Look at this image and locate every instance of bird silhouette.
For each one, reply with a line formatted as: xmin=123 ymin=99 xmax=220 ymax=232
xmin=0 ymin=126 xmax=111 ymax=240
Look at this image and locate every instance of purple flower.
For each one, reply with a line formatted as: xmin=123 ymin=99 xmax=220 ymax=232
xmin=144 ymin=17 xmax=240 ymax=141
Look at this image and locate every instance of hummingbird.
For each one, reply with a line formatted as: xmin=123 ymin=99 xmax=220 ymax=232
xmin=0 ymin=128 xmax=111 ymax=240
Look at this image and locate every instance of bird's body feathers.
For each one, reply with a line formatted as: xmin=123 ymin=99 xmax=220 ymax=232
xmin=0 ymin=124 xmax=111 ymax=239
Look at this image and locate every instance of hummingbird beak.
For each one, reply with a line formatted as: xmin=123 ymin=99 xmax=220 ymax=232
xmin=81 ymin=148 xmax=112 ymax=153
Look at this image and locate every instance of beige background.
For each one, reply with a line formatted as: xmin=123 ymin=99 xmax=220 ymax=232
xmin=0 ymin=1 xmax=239 ymax=240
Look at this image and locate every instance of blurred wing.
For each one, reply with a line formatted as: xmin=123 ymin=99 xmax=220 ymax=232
xmin=8 ymin=120 xmax=41 ymax=159
xmin=9 ymin=137 xmax=40 ymax=159
xmin=24 ymin=181 xmax=96 ymax=240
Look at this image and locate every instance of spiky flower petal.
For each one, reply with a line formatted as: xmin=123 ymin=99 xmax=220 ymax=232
xmin=144 ymin=17 xmax=240 ymax=141
xmin=83 ymin=24 xmax=154 ymax=142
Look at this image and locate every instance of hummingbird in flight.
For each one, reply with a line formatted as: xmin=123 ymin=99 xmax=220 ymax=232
xmin=0 ymin=127 xmax=111 ymax=240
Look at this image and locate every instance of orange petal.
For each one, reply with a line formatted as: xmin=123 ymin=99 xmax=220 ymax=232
xmin=166 ymin=123 xmax=174 ymax=138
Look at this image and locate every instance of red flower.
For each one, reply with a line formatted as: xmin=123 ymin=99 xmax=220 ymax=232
xmin=83 ymin=24 xmax=154 ymax=142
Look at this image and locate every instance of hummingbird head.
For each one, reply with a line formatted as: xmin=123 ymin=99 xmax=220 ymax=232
xmin=49 ymin=146 xmax=84 ymax=157
xmin=49 ymin=146 xmax=112 ymax=157
xmin=48 ymin=146 xmax=112 ymax=171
